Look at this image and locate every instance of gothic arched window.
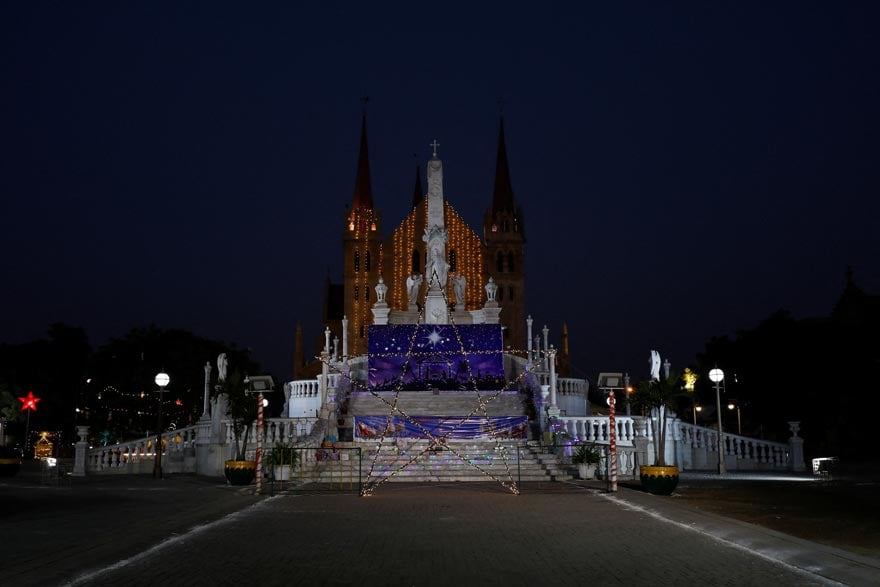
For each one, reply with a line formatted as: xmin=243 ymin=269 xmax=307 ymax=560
xmin=507 ymin=251 xmax=515 ymax=273
xmin=354 ymin=251 xmax=360 ymax=272
xmin=496 ymin=251 xmax=504 ymax=273
xmin=508 ymin=286 xmax=514 ymax=300
xmin=411 ymin=249 xmax=420 ymax=273
xmin=498 ymin=286 xmax=504 ymax=302
xmin=449 ymin=250 xmax=457 ymax=273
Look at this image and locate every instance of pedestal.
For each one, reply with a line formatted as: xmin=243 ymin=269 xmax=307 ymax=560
xmin=72 ymin=425 xmax=89 ymax=477
xmin=371 ymin=303 xmax=390 ymax=325
xmin=424 ymin=288 xmax=448 ymax=324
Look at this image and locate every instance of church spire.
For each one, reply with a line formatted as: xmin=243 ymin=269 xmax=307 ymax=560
xmin=412 ymin=165 xmax=423 ymax=209
xmin=351 ymin=114 xmax=373 ymax=211
xmin=491 ymin=116 xmax=515 ymax=213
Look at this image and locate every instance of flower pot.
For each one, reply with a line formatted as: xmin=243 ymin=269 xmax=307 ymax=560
xmin=578 ymin=463 xmax=598 ymax=480
xmin=224 ymin=460 xmax=256 ymax=486
xmin=0 ymin=457 xmax=21 ymax=477
xmin=639 ymin=465 xmax=679 ymax=495
xmin=273 ymin=464 xmax=292 ymax=481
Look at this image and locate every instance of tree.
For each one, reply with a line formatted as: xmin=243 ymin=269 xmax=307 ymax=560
xmin=632 ymin=372 xmax=687 ymax=466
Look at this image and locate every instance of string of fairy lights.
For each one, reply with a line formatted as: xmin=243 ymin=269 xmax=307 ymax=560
xmin=387 ymin=198 xmax=484 ymax=312
xmin=321 ymin=276 xmax=545 ymax=497
xmin=349 ymin=208 xmax=379 ymax=356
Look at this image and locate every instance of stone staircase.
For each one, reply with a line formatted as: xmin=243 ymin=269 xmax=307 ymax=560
xmin=346 ymin=389 xmax=527 ymax=417
xmin=299 ymin=439 xmax=571 ymax=484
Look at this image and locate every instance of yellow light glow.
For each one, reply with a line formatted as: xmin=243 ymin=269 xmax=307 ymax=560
xmin=683 ymin=367 xmax=698 ymax=392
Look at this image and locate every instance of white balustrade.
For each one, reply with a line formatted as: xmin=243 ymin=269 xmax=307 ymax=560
xmin=224 ymin=417 xmax=318 ymax=448
xmin=87 ymin=425 xmax=200 ymax=472
xmin=556 ymin=415 xmax=793 ymax=471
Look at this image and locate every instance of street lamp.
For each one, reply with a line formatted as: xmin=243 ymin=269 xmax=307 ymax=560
xmin=728 ymin=402 xmax=742 ymax=435
xmin=153 ymin=372 xmax=170 ymax=479
xmin=708 ymin=367 xmax=725 ymax=474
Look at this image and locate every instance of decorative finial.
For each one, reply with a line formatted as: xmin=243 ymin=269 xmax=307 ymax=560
xmin=430 ymin=139 xmax=440 ymax=158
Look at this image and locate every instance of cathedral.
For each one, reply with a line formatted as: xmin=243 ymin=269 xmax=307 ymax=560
xmin=297 ymin=114 xmax=528 ymax=373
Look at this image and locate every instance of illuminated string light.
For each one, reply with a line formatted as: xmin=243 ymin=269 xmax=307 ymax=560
xmin=320 ymin=280 xmax=539 ymax=496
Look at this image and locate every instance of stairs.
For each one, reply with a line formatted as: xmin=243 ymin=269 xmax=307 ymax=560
xmin=300 ymin=439 xmax=570 ymax=484
xmin=347 ymin=390 xmax=526 ymax=417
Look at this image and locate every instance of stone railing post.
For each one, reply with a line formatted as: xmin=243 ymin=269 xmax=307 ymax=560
xmin=788 ymin=421 xmax=806 ymax=471
xmin=73 ymin=425 xmax=89 ymax=476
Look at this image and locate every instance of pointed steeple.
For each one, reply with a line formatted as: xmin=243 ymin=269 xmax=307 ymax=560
xmin=412 ymin=165 xmax=423 ymax=209
xmin=491 ymin=116 xmax=515 ymax=213
xmin=351 ymin=114 xmax=373 ymax=211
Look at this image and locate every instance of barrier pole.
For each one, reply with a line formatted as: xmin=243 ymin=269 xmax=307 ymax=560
xmin=255 ymin=392 xmax=264 ymax=494
xmin=609 ymin=391 xmax=617 ymax=492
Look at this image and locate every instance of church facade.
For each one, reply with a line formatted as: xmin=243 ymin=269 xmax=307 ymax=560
xmin=312 ymin=115 xmax=527 ymax=363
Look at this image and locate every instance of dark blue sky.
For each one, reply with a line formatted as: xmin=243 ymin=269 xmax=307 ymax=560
xmin=2 ymin=3 xmax=878 ymax=383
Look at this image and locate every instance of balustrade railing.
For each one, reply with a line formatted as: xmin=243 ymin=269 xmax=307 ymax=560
xmin=87 ymin=424 xmax=200 ymax=472
xmin=556 ymin=416 xmax=637 ymax=446
xmin=223 ymin=417 xmax=318 ymax=448
xmin=556 ymin=415 xmax=792 ymax=471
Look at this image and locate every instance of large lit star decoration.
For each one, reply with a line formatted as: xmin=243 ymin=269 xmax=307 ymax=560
xmin=18 ymin=391 xmax=41 ymax=412
xmin=425 ymin=328 xmax=443 ymax=347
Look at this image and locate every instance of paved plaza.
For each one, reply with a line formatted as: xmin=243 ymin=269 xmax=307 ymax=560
xmin=2 ymin=464 xmax=879 ymax=586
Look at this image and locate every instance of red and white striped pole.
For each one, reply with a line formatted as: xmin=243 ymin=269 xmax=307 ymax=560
xmin=255 ymin=392 xmax=264 ymax=494
xmin=609 ymin=390 xmax=618 ymax=492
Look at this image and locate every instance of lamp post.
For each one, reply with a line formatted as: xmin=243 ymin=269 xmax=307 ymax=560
xmin=153 ymin=372 xmax=170 ymax=479
xmin=728 ymin=402 xmax=742 ymax=435
xmin=708 ymin=368 xmax=725 ymax=474
xmin=245 ymin=375 xmax=274 ymax=495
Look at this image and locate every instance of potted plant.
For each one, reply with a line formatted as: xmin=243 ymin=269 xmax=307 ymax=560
xmin=571 ymin=442 xmax=601 ymax=480
xmin=221 ymin=370 xmax=258 ymax=486
xmin=268 ymin=442 xmax=299 ymax=481
xmin=632 ymin=371 xmax=687 ymax=495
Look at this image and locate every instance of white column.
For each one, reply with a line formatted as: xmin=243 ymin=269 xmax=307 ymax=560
xmin=526 ymin=315 xmax=533 ymax=363
xmin=72 ymin=425 xmax=89 ymax=477
xmin=542 ymin=325 xmax=550 ymax=369
xmin=324 ymin=326 xmax=331 ymax=354
xmin=342 ymin=315 xmax=349 ymax=361
xmin=333 ymin=336 xmax=339 ymax=362
xmin=202 ymin=362 xmax=211 ymax=418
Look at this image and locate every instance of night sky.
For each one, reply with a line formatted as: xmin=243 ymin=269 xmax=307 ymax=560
xmin=3 ymin=3 xmax=878 ymax=384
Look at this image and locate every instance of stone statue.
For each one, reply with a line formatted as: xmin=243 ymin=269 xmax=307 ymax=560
xmin=426 ymin=245 xmax=449 ymax=289
xmin=217 ymin=353 xmax=228 ymax=382
xmin=452 ymin=274 xmax=466 ymax=307
xmin=406 ymin=273 xmax=423 ymax=305
xmin=485 ymin=276 xmax=498 ymax=302
xmin=649 ymin=350 xmax=661 ymax=381
xmin=374 ymin=277 xmax=387 ymax=303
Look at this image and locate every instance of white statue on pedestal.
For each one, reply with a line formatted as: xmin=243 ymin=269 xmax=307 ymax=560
xmin=485 ymin=277 xmax=498 ymax=302
xmin=649 ymin=350 xmax=661 ymax=381
xmin=374 ymin=277 xmax=387 ymax=304
xmin=217 ymin=353 xmax=228 ymax=382
xmin=452 ymin=274 xmax=466 ymax=307
xmin=406 ymin=273 xmax=423 ymax=305
xmin=426 ymin=245 xmax=449 ymax=289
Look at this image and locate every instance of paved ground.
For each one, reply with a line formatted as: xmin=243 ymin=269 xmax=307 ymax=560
xmin=2 ymin=461 xmax=879 ymax=586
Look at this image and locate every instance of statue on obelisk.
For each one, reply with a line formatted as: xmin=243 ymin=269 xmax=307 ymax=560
xmin=422 ymin=140 xmax=450 ymax=324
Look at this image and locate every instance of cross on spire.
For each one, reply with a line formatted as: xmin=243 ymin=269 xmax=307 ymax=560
xmin=430 ymin=139 xmax=440 ymax=158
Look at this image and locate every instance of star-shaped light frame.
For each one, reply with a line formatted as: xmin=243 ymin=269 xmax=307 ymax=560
xmin=322 ymin=284 xmax=535 ymax=496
